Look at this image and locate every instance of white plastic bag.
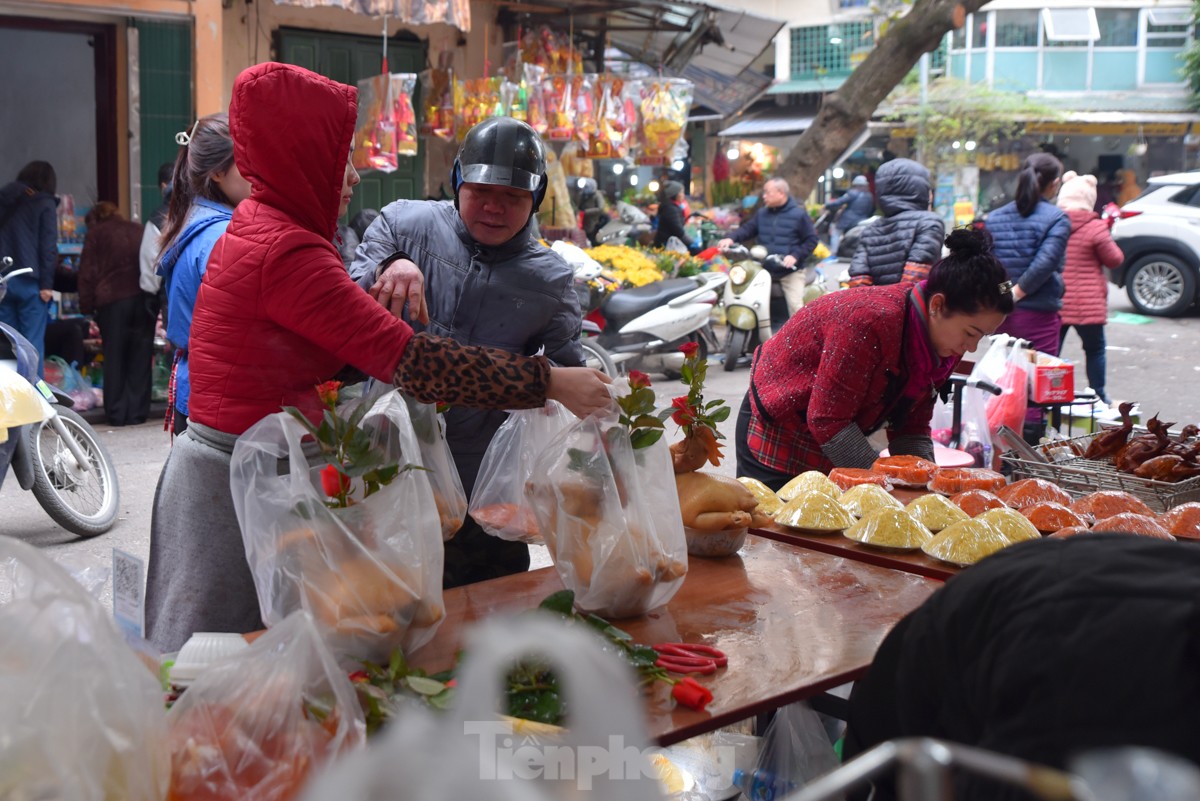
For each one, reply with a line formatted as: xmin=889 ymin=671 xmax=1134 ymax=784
xmin=166 ymin=611 xmax=366 ymax=801
xmin=469 ymin=400 xmax=577 ymax=543
xmin=300 ymin=615 xmax=665 ymax=801
xmin=525 ymin=404 xmax=688 ymax=618
xmin=0 ymin=538 xmax=169 ymax=801
xmin=232 ymin=389 xmax=445 ymax=663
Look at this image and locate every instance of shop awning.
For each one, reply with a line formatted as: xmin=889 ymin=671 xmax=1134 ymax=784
xmin=767 ymin=76 xmax=849 ymax=95
xmin=502 ymin=0 xmax=785 ymax=117
xmin=271 ymin=0 xmax=470 ymax=32
xmin=718 ymin=110 xmax=816 ymax=139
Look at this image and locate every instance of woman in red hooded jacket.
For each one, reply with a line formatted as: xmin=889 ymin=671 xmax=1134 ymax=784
xmin=145 ymin=63 xmax=612 ymax=651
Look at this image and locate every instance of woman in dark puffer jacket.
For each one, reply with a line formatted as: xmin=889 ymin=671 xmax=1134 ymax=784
xmin=847 ymin=158 xmax=944 ymax=288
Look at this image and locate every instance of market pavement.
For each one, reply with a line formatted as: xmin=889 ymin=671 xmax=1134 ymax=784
xmin=3 ymin=282 xmax=1198 ymax=611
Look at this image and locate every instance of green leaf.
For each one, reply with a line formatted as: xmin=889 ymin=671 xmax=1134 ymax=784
xmin=628 ymin=645 xmax=659 ymax=667
xmin=630 ymin=428 xmax=664 ymax=449
xmin=428 ymin=688 xmax=455 ymax=710
xmin=388 ymin=648 xmax=407 ymax=680
xmin=405 ymin=675 xmax=448 ymax=696
xmin=539 ymin=590 xmax=576 ymax=615
xmin=346 ymin=399 xmax=372 ymax=430
xmin=710 ymin=406 xmax=732 ymax=423
xmin=284 ymin=407 xmax=321 ymax=438
xmin=704 ymin=399 xmax=725 ymax=410
xmin=630 ymin=414 xmax=664 ymax=429
xmin=680 ymin=364 xmax=694 ymax=385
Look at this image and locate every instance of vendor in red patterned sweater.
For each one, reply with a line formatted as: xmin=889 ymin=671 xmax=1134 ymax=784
xmin=735 ymin=228 xmax=1014 ymax=490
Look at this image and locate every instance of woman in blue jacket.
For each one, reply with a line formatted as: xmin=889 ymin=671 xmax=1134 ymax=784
xmin=156 ymin=114 xmax=252 ymax=434
xmin=985 ymin=153 xmax=1071 ymax=442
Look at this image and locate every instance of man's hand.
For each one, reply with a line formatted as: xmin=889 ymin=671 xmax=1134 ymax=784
xmin=38 ymin=289 xmax=53 ymax=303
xmin=546 ymin=366 xmax=614 ymax=418
xmin=782 ymin=255 xmax=798 ymax=268
xmin=369 ymin=258 xmax=429 ymax=324
xmin=716 ymin=238 xmax=734 ymax=251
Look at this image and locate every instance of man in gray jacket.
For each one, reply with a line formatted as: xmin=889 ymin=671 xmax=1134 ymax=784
xmin=350 ymin=117 xmax=585 ymax=589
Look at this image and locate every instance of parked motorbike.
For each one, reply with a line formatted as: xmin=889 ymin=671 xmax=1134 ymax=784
xmin=0 ymin=258 xmax=119 ymax=537
xmin=592 ymin=202 xmax=655 ymax=248
xmin=573 ymin=257 xmax=726 ymax=377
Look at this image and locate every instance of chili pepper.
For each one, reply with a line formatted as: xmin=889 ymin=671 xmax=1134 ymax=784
xmin=671 ymin=677 xmax=713 ymax=711
xmin=653 ymin=642 xmax=728 ymax=675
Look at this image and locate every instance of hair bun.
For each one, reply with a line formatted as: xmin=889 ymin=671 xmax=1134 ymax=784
xmin=945 ymin=226 xmax=993 ymax=259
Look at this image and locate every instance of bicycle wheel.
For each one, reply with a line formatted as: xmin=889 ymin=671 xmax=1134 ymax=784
xmin=25 ymin=406 xmax=120 ymax=537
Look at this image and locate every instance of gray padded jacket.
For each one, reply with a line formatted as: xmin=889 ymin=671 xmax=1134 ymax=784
xmin=849 ymin=159 xmax=945 ymax=286
xmin=349 ymin=200 xmax=583 ymax=491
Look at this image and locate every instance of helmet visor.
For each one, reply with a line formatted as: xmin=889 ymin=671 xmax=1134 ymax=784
xmin=459 ymin=162 xmax=542 ymax=194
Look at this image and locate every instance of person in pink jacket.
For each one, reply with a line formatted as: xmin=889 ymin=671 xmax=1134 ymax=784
xmin=1056 ymin=172 xmax=1124 ymax=405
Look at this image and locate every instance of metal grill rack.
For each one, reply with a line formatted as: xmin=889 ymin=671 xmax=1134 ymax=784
xmin=1000 ymin=432 xmax=1200 ymax=513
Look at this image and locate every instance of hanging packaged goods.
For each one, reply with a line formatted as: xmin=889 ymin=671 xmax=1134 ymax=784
xmin=353 ymin=73 xmax=419 ymax=173
xmin=419 ymin=66 xmax=456 ymax=142
xmin=637 ymin=79 xmax=693 ymax=164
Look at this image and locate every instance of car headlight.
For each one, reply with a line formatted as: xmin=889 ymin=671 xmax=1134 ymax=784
xmin=729 ymin=265 xmax=747 ymax=284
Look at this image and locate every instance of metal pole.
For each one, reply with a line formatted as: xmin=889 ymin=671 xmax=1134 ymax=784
xmin=917 ymin=52 xmax=930 ymax=164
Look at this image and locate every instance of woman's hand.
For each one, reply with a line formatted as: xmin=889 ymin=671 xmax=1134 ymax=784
xmin=1012 ymin=285 xmax=1027 ymax=302
xmin=547 ymin=366 xmax=613 ymax=418
xmin=39 ymin=289 xmax=53 ymax=303
xmin=370 ymin=258 xmax=429 ymax=324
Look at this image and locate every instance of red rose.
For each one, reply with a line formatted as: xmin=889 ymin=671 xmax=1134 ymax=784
xmin=671 ymin=677 xmax=713 ymax=711
xmin=349 ymin=670 xmax=370 ymax=683
xmin=679 ymin=341 xmax=700 ymax=359
xmin=628 ymin=370 xmax=652 ymax=390
xmin=321 ymin=464 xmax=349 ymax=497
xmin=671 ymin=396 xmax=694 ymax=426
xmin=316 ymin=380 xmax=343 ymax=407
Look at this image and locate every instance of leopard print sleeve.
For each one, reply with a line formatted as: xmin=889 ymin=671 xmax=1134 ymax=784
xmin=394 ymin=332 xmax=551 ymax=410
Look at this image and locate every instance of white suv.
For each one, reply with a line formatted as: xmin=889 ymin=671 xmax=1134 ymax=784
xmin=1109 ymin=171 xmax=1200 ymax=317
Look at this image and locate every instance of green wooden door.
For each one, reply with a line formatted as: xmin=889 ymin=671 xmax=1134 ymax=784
xmin=136 ymin=19 xmax=193 ymax=221
xmin=278 ymin=28 xmax=426 ymax=219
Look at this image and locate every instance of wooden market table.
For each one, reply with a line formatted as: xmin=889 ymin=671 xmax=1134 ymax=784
xmin=751 ymin=522 xmax=961 ymax=582
xmin=410 ymin=533 xmax=937 ymax=747
xmin=750 ymin=487 xmax=963 ymax=582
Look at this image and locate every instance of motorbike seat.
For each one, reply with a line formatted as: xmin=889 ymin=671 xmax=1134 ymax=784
xmin=602 ymin=278 xmax=698 ymax=329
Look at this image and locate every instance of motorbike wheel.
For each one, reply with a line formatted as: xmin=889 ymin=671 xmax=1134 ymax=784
xmin=723 ymin=327 xmax=750 ymax=372
xmin=25 ymin=407 xmax=120 ymax=537
xmin=581 ymin=338 xmax=618 ymax=378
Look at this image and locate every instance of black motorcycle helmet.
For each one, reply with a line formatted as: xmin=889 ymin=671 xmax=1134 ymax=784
xmin=451 ymin=117 xmax=548 ymax=212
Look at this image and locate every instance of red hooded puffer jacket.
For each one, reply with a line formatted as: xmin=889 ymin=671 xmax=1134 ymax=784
xmin=1060 ymin=209 xmax=1124 ymax=327
xmin=187 ymin=63 xmax=413 ymax=435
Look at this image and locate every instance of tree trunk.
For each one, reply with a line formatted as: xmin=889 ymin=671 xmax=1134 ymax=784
xmin=778 ymin=0 xmax=992 ymax=199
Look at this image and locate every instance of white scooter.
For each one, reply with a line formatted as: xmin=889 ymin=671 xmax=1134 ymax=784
xmin=0 ymin=258 xmax=120 ymax=537
xmin=573 ymin=257 xmax=726 ymax=377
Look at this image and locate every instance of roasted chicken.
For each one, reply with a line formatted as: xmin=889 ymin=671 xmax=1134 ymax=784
xmin=1083 ymin=402 xmax=1135 ymax=460
xmin=1134 ymin=454 xmax=1200 ymax=483
xmin=1114 ymin=415 xmax=1174 ymax=472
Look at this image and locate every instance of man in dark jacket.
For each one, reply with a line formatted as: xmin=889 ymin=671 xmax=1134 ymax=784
xmin=718 ymin=177 xmax=819 ymax=320
xmin=350 ymin=117 xmax=583 ymax=589
xmin=848 ymin=158 xmax=944 ymax=287
xmin=826 ymin=174 xmax=875 ymax=250
xmin=844 ymin=534 xmax=1200 ymax=801
xmin=0 ymin=161 xmax=59 ymax=375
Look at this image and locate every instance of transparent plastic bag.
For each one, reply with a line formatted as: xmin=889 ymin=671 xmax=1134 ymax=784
xmin=166 ymin=611 xmax=366 ymax=801
xmin=300 ymin=615 xmax=663 ymax=801
xmin=0 ymin=538 xmax=169 ymax=801
xmin=46 ymin=354 xmax=97 ymax=411
xmin=985 ymin=341 xmax=1030 ymax=442
xmin=231 ymin=389 xmax=445 ymax=664
xmin=401 ymin=392 xmax=466 ymax=541
xmin=738 ymin=702 xmax=839 ymax=798
xmin=469 ymin=400 xmax=576 ymax=543
xmin=525 ymin=403 xmax=688 ymax=618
